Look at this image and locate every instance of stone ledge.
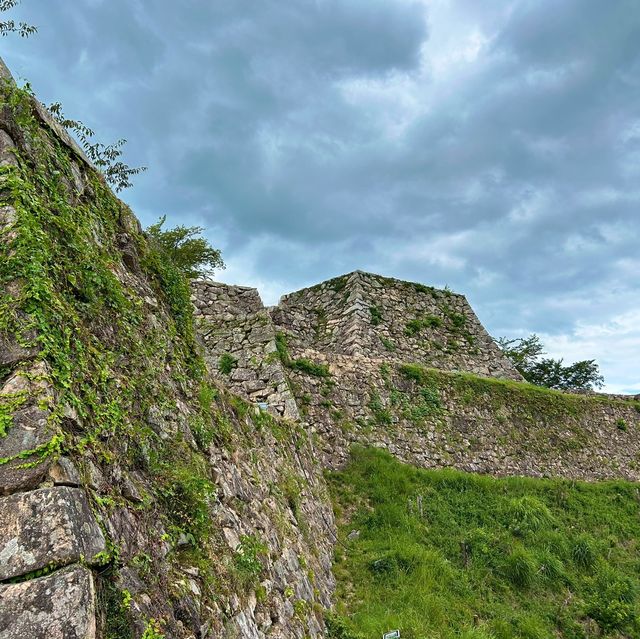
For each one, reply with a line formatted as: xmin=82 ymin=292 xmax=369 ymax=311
xmin=0 ymin=565 xmax=96 ymax=639
xmin=0 ymin=486 xmax=105 ymax=581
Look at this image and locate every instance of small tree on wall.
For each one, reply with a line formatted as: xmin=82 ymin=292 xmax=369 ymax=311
xmin=48 ymin=102 xmax=147 ymax=192
xmin=146 ymin=215 xmax=225 ymax=279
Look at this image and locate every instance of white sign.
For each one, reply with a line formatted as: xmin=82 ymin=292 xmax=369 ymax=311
xmin=383 ymin=631 xmax=400 ymax=639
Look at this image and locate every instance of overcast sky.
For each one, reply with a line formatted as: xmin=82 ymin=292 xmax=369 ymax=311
xmin=3 ymin=0 xmax=639 ymax=392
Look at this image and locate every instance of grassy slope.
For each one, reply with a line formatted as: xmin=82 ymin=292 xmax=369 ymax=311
xmin=328 ymin=447 xmax=640 ymax=639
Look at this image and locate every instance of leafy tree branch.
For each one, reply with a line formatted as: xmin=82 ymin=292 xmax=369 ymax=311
xmin=146 ymin=215 xmax=224 ymax=279
xmin=48 ymin=102 xmax=146 ymax=192
xmin=0 ymin=0 xmax=36 ymax=38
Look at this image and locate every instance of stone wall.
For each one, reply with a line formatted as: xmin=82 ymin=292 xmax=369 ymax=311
xmin=191 ymin=280 xmax=299 ymax=419
xmin=0 ymin=356 xmax=106 ymax=637
xmin=272 ymin=270 xmax=522 ymax=380
xmin=285 ymin=351 xmax=640 ymax=480
xmin=0 ymin=74 xmax=335 ymax=639
xmin=189 ymin=271 xmax=640 ymax=485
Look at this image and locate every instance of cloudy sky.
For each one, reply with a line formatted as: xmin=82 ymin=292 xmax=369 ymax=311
xmin=3 ymin=0 xmax=639 ymax=392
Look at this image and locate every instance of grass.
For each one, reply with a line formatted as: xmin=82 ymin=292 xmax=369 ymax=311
xmin=275 ymin=331 xmax=330 ymax=377
xmin=328 ymin=447 xmax=640 ymax=639
xmin=398 ymin=363 xmax=640 ymax=416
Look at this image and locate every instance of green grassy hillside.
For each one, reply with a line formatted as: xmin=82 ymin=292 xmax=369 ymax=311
xmin=328 ymin=448 xmax=640 ymax=639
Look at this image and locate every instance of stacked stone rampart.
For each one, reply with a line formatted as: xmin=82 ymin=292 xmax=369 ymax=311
xmin=0 ymin=68 xmax=335 ymax=639
xmin=0 ymin=66 xmax=107 ymax=637
xmin=282 ymin=351 xmax=640 ymax=479
xmin=191 ymin=280 xmax=299 ymax=419
xmin=272 ymin=270 xmax=521 ymax=380
xmin=190 ymin=271 xmax=640 ymax=484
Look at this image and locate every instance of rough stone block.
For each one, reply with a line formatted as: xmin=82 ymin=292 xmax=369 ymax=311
xmin=0 ymin=565 xmax=96 ymax=639
xmin=0 ymin=487 xmax=106 ymax=580
xmin=0 ymin=334 xmax=39 ymax=367
xmin=0 ymin=363 xmax=57 ymax=495
xmin=0 ymin=405 xmax=54 ymax=496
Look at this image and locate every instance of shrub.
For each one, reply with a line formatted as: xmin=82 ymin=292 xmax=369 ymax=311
xmin=325 ymin=612 xmax=365 ymax=639
xmin=405 ymin=314 xmax=443 ymax=336
xmin=198 ymin=382 xmax=217 ymax=413
xmin=48 ymin=102 xmax=146 ymax=192
xmin=587 ymin=566 xmax=637 ymax=634
xmin=369 ymin=306 xmax=383 ymax=326
xmin=368 ymin=392 xmax=392 ymax=425
xmin=141 ymin=619 xmax=165 ymax=639
xmin=234 ymin=534 xmax=267 ymax=587
xmin=291 ymin=358 xmax=330 ymax=377
xmin=157 ymin=461 xmax=216 ymax=546
xmin=275 ymin=331 xmax=330 ymax=376
xmin=399 ymin=363 xmax=430 ymax=384
xmin=381 ymin=337 xmax=396 ymax=351
xmin=616 ymin=418 xmax=627 ymax=431
xmin=146 ymin=215 xmax=224 ymax=279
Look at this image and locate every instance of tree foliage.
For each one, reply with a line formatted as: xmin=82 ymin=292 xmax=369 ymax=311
xmin=497 ymin=334 xmax=604 ymax=391
xmin=48 ymin=102 xmax=146 ymax=192
xmin=0 ymin=0 xmax=36 ymax=38
xmin=146 ymin=215 xmax=224 ymax=279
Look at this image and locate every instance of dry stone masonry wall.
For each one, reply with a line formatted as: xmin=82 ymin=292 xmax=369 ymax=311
xmin=284 ymin=352 xmax=640 ymax=480
xmin=190 ymin=271 xmax=640 ymax=484
xmin=0 ymin=69 xmax=108 ymax=639
xmin=192 ymin=280 xmax=299 ymax=419
xmin=272 ymin=270 xmax=522 ymax=380
xmin=0 ymin=68 xmax=335 ymax=639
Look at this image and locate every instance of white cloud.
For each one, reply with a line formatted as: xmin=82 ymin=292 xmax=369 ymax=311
xmin=541 ymin=309 xmax=640 ymax=394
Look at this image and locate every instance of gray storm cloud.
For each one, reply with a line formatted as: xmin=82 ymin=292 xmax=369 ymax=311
xmin=3 ymin=0 xmax=639 ymax=391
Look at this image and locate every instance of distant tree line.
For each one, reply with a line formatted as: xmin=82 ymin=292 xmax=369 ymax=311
xmin=497 ymin=334 xmax=604 ymax=391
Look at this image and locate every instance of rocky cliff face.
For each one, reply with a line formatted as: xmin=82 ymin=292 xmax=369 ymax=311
xmin=1 ymin=58 xmax=639 ymax=639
